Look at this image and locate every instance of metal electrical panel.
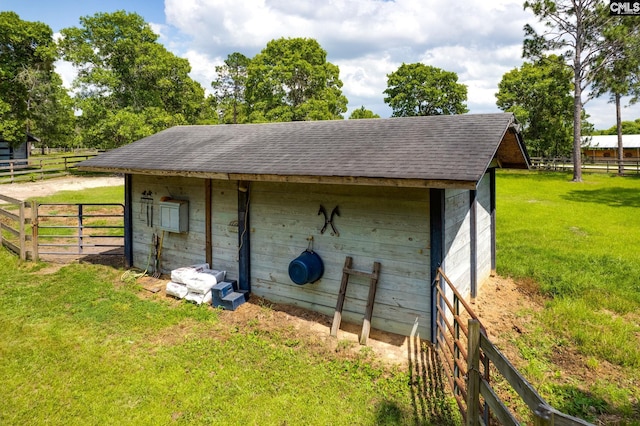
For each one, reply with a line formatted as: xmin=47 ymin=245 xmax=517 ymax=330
xmin=158 ymin=199 xmax=189 ymax=233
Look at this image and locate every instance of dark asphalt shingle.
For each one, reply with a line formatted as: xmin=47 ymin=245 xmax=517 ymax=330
xmin=79 ymin=113 xmax=525 ymax=185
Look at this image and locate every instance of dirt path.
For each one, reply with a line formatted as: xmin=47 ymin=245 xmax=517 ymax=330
xmin=0 ymin=175 xmax=123 ymax=200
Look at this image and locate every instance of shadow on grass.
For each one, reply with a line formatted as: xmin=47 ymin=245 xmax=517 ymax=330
xmin=561 ymin=187 xmax=640 ymax=208
xmin=403 ymin=334 xmax=459 ymax=425
xmin=39 ymin=247 xmax=125 ymax=268
xmin=548 ymin=384 xmax=609 ymax=423
xmin=372 ymin=336 xmax=458 ymax=425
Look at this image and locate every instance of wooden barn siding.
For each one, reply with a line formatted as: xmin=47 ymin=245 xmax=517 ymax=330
xmin=442 ymin=172 xmax=493 ymax=301
xmin=0 ymin=142 xmax=11 ymax=160
xmin=249 ymin=182 xmax=431 ymax=338
xmin=444 ymin=188 xmax=472 ymax=298
xmin=131 ymin=175 xmax=212 ymax=274
xmin=210 ymin=180 xmax=240 ymax=280
xmin=476 ymin=172 xmax=492 ymax=289
xmin=0 ymin=141 xmax=28 ymax=160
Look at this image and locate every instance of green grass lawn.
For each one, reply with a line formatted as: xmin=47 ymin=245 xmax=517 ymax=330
xmin=0 ymin=256 xmax=457 ymax=425
xmin=2 ymin=183 xmax=460 ymax=423
xmin=496 ymin=170 xmax=640 ymax=422
xmin=3 ymin=173 xmax=640 ymax=424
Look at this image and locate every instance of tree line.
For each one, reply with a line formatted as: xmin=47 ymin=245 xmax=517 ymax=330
xmin=1 ymin=4 xmax=639 ymax=180
xmin=0 ymin=10 xmax=468 ymax=151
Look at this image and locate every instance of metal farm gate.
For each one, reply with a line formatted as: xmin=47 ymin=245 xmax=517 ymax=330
xmin=0 ymin=194 xmax=124 ymax=262
xmin=32 ymin=202 xmax=124 ymax=261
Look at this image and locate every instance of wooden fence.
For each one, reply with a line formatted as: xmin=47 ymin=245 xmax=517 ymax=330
xmin=434 ymin=268 xmax=593 ymax=426
xmin=0 ymin=195 xmax=35 ymax=260
xmin=0 ymin=153 xmax=98 ymax=183
xmin=530 ymin=157 xmax=640 ymax=174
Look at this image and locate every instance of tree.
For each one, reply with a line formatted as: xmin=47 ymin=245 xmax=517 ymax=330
xmin=0 ymin=11 xmax=62 ymax=145
xmin=245 ymin=37 xmax=347 ymax=122
xmin=212 ymin=52 xmax=250 ymax=124
xmin=592 ymin=118 xmax=640 ymax=135
xmin=591 ymin=17 xmax=640 ymax=174
xmin=59 ymin=11 xmax=206 ymax=147
xmin=523 ymin=0 xmax=610 ymax=182
xmin=348 ymin=106 xmax=380 ymax=119
xmin=17 ymin=69 xmax=76 ymax=149
xmin=496 ymin=55 xmax=574 ymax=157
xmin=383 ymin=63 xmax=468 ymax=117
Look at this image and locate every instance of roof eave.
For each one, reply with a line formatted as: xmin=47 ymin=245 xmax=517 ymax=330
xmin=78 ymin=166 xmax=477 ymax=190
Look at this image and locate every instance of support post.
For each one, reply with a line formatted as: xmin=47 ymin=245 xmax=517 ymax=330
xmin=205 ymin=179 xmax=212 ymax=268
xmin=466 ymin=319 xmax=481 ymax=426
xmin=489 ymin=167 xmax=496 ymax=275
xmin=124 ymin=174 xmax=133 ymax=268
xmin=359 ymin=261 xmax=381 ymax=345
xmin=430 ymin=188 xmax=445 ymax=343
xmin=331 ymin=256 xmax=352 ymax=337
xmin=470 ymin=189 xmax=477 ymax=299
xmin=19 ymin=201 xmax=26 ymax=260
xmin=238 ymin=181 xmax=251 ymax=293
xmin=533 ymin=404 xmax=553 ymax=426
xmin=78 ymin=204 xmax=83 ymax=254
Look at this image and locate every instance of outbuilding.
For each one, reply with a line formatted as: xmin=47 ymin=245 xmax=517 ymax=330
xmin=0 ymin=132 xmax=38 ymax=164
xmin=78 ymin=113 xmax=529 ymax=340
xmin=582 ymin=134 xmax=640 ymax=160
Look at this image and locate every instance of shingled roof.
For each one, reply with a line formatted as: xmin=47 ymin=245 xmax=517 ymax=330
xmin=78 ymin=113 xmax=529 ymax=189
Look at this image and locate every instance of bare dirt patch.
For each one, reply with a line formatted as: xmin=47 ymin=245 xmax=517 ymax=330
xmin=136 ymin=275 xmax=413 ymax=366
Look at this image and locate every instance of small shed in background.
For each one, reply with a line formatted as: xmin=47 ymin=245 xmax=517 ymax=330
xmin=79 ymin=113 xmax=529 ymax=341
xmin=0 ymin=132 xmax=38 ymax=164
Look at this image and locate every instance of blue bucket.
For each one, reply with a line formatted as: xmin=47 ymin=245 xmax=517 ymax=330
xmin=288 ymin=250 xmax=324 ymax=285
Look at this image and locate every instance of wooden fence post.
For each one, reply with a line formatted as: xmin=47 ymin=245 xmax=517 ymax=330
xmin=31 ymin=201 xmax=38 ymax=262
xmin=467 ymin=319 xmax=481 ymax=426
xmin=533 ymin=404 xmax=553 ymax=426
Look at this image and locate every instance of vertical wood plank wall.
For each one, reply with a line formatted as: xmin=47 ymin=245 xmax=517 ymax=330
xmin=444 ymin=171 xmax=492 ymax=300
xmin=249 ymin=182 xmax=431 ymax=338
xmin=475 ymin=172 xmax=492 ymax=289
xmin=128 ymin=174 xmax=493 ymax=338
xmin=210 ymin=180 xmax=240 ymax=280
xmin=130 ymin=175 xmax=238 ymax=278
xmin=444 ymin=187 xmax=472 ymax=297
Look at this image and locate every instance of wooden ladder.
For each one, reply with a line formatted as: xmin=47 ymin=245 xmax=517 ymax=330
xmin=330 ymin=256 xmax=381 ymax=345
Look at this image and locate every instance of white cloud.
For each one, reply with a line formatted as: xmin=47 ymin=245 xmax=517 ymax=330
xmin=162 ymin=0 xmax=536 ymax=119
xmin=183 ymin=49 xmax=223 ymax=95
xmin=54 ymin=60 xmax=76 ymax=90
xmin=37 ymin=0 xmax=639 ymax=129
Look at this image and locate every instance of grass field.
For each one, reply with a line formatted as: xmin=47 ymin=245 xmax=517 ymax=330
xmin=0 ymin=254 xmax=463 ymax=425
xmin=1 ymin=173 xmax=640 ymax=424
xmin=0 ymin=187 xmax=459 ymax=425
xmin=496 ymin=170 xmax=640 ymax=422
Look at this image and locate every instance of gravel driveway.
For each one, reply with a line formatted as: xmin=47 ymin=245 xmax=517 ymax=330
xmin=0 ymin=175 xmax=123 ymax=200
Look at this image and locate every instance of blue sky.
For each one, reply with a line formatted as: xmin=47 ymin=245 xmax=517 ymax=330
xmin=0 ymin=0 xmax=165 ymax=32
xmin=1 ymin=0 xmax=638 ymax=129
